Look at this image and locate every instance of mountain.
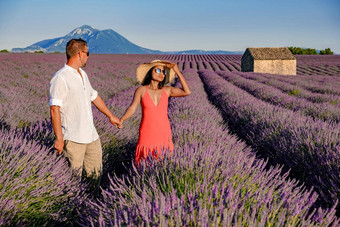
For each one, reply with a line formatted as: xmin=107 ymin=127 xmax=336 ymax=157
xmin=11 ymin=25 xmax=242 ymax=54
xmin=12 ymin=25 xmax=162 ymax=54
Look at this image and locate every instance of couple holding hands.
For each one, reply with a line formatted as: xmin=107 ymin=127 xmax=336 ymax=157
xmin=49 ymin=39 xmax=190 ymax=180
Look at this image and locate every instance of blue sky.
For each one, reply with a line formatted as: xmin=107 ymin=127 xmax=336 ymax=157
xmin=0 ymin=0 xmax=339 ymax=53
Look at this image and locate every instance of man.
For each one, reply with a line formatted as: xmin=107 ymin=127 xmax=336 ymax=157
xmin=49 ymin=38 xmax=121 ymax=179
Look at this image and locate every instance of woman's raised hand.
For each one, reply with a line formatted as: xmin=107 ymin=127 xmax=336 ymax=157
xmin=165 ymin=62 xmax=180 ymax=74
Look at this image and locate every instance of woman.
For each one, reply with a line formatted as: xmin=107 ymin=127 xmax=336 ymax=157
xmin=120 ymin=60 xmax=191 ymax=166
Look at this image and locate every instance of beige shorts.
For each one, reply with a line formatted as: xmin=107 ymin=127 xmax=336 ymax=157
xmin=63 ymin=138 xmax=102 ymax=179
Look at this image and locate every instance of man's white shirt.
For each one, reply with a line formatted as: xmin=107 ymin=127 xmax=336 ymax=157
xmin=49 ymin=64 xmax=99 ymax=143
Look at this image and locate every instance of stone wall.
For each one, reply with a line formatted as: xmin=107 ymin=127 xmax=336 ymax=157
xmin=253 ymin=60 xmax=296 ymax=75
xmin=241 ymin=53 xmax=254 ymax=72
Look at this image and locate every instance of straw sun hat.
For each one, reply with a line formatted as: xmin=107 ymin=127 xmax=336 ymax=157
xmin=136 ymin=60 xmax=176 ymax=85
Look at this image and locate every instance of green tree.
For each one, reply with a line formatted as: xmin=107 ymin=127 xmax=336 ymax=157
xmin=304 ymin=48 xmax=317 ymax=55
xmin=320 ymin=48 xmax=333 ymax=55
xmin=288 ymin=46 xmax=333 ymax=55
xmin=288 ymin=47 xmax=304 ymax=55
xmin=0 ymin=49 xmax=9 ymax=53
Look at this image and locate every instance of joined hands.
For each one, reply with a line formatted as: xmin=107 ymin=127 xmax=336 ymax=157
xmin=110 ymin=116 xmax=123 ymax=129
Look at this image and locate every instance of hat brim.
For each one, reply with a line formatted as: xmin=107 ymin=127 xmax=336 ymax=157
xmin=136 ymin=60 xmax=176 ymax=85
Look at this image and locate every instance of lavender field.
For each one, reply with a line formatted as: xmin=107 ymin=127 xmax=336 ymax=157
xmin=0 ymin=53 xmax=339 ymax=226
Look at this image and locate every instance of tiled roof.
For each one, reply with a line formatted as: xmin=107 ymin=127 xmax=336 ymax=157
xmin=245 ymin=47 xmax=296 ymax=60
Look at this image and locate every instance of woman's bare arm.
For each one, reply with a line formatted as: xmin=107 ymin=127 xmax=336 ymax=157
xmin=120 ymin=86 xmax=144 ymax=122
xmin=166 ymin=63 xmax=191 ymax=97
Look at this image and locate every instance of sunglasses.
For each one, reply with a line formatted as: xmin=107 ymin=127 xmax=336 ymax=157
xmin=155 ymin=68 xmax=167 ymax=75
xmin=82 ymin=51 xmax=90 ymax=57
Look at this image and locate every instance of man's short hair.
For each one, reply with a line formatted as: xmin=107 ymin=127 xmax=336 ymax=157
xmin=66 ymin=38 xmax=87 ymax=60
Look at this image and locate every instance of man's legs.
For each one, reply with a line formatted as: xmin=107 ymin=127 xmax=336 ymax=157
xmin=63 ymin=140 xmax=87 ymax=176
xmin=63 ymin=138 xmax=102 ymax=181
xmin=83 ymin=138 xmax=102 ymax=179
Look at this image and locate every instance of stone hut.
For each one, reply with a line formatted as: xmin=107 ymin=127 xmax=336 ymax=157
xmin=241 ymin=47 xmax=296 ymax=75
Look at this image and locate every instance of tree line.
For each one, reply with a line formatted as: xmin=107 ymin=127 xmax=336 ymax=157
xmin=288 ymin=47 xmax=333 ymax=55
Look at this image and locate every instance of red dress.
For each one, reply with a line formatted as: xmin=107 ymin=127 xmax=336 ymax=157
xmin=135 ymin=86 xmax=174 ymax=166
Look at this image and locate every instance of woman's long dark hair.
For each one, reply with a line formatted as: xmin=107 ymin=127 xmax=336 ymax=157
xmin=141 ymin=66 xmax=166 ymax=89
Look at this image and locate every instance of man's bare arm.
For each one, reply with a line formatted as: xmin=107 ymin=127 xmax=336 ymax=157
xmin=92 ymin=95 xmax=122 ymax=128
xmin=50 ymin=105 xmax=64 ymax=154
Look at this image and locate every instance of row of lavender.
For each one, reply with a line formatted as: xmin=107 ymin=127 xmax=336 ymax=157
xmin=149 ymin=54 xmax=340 ymax=76
xmin=0 ymin=53 xmax=337 ymax=127
xmin=0 ymin=53 xmax=151 ymax=225
xmin=147 ymin=54 xmax=340 ymax=65
xmin=1 ymin=53 xmax=339 ymax=77
xmin=238 ymin=72 xmax=340 ymax=102
xmin=295 ymin=55 xmax=340 ymax=76
xmin=0 ymin=53 xmax=339 ymax=225
xmin=215 ymin=71 xmax=340 ymax=123
xmin=0 ymin=123 xmax=90 ymax=225
xmin=1 ymin=66 xmax=337 ymax=226
xmin=172 ymin=53 xmax=340 ymax=214
xmin=198 ymin=69 xmax=340 ymax=214
xmin=0 ymin=89 xmax=143 ymax=224
xmin=80 ymin=69 xmax=338 ymax=226
xmin=174 ymin=60 xmax=340 ymax=76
